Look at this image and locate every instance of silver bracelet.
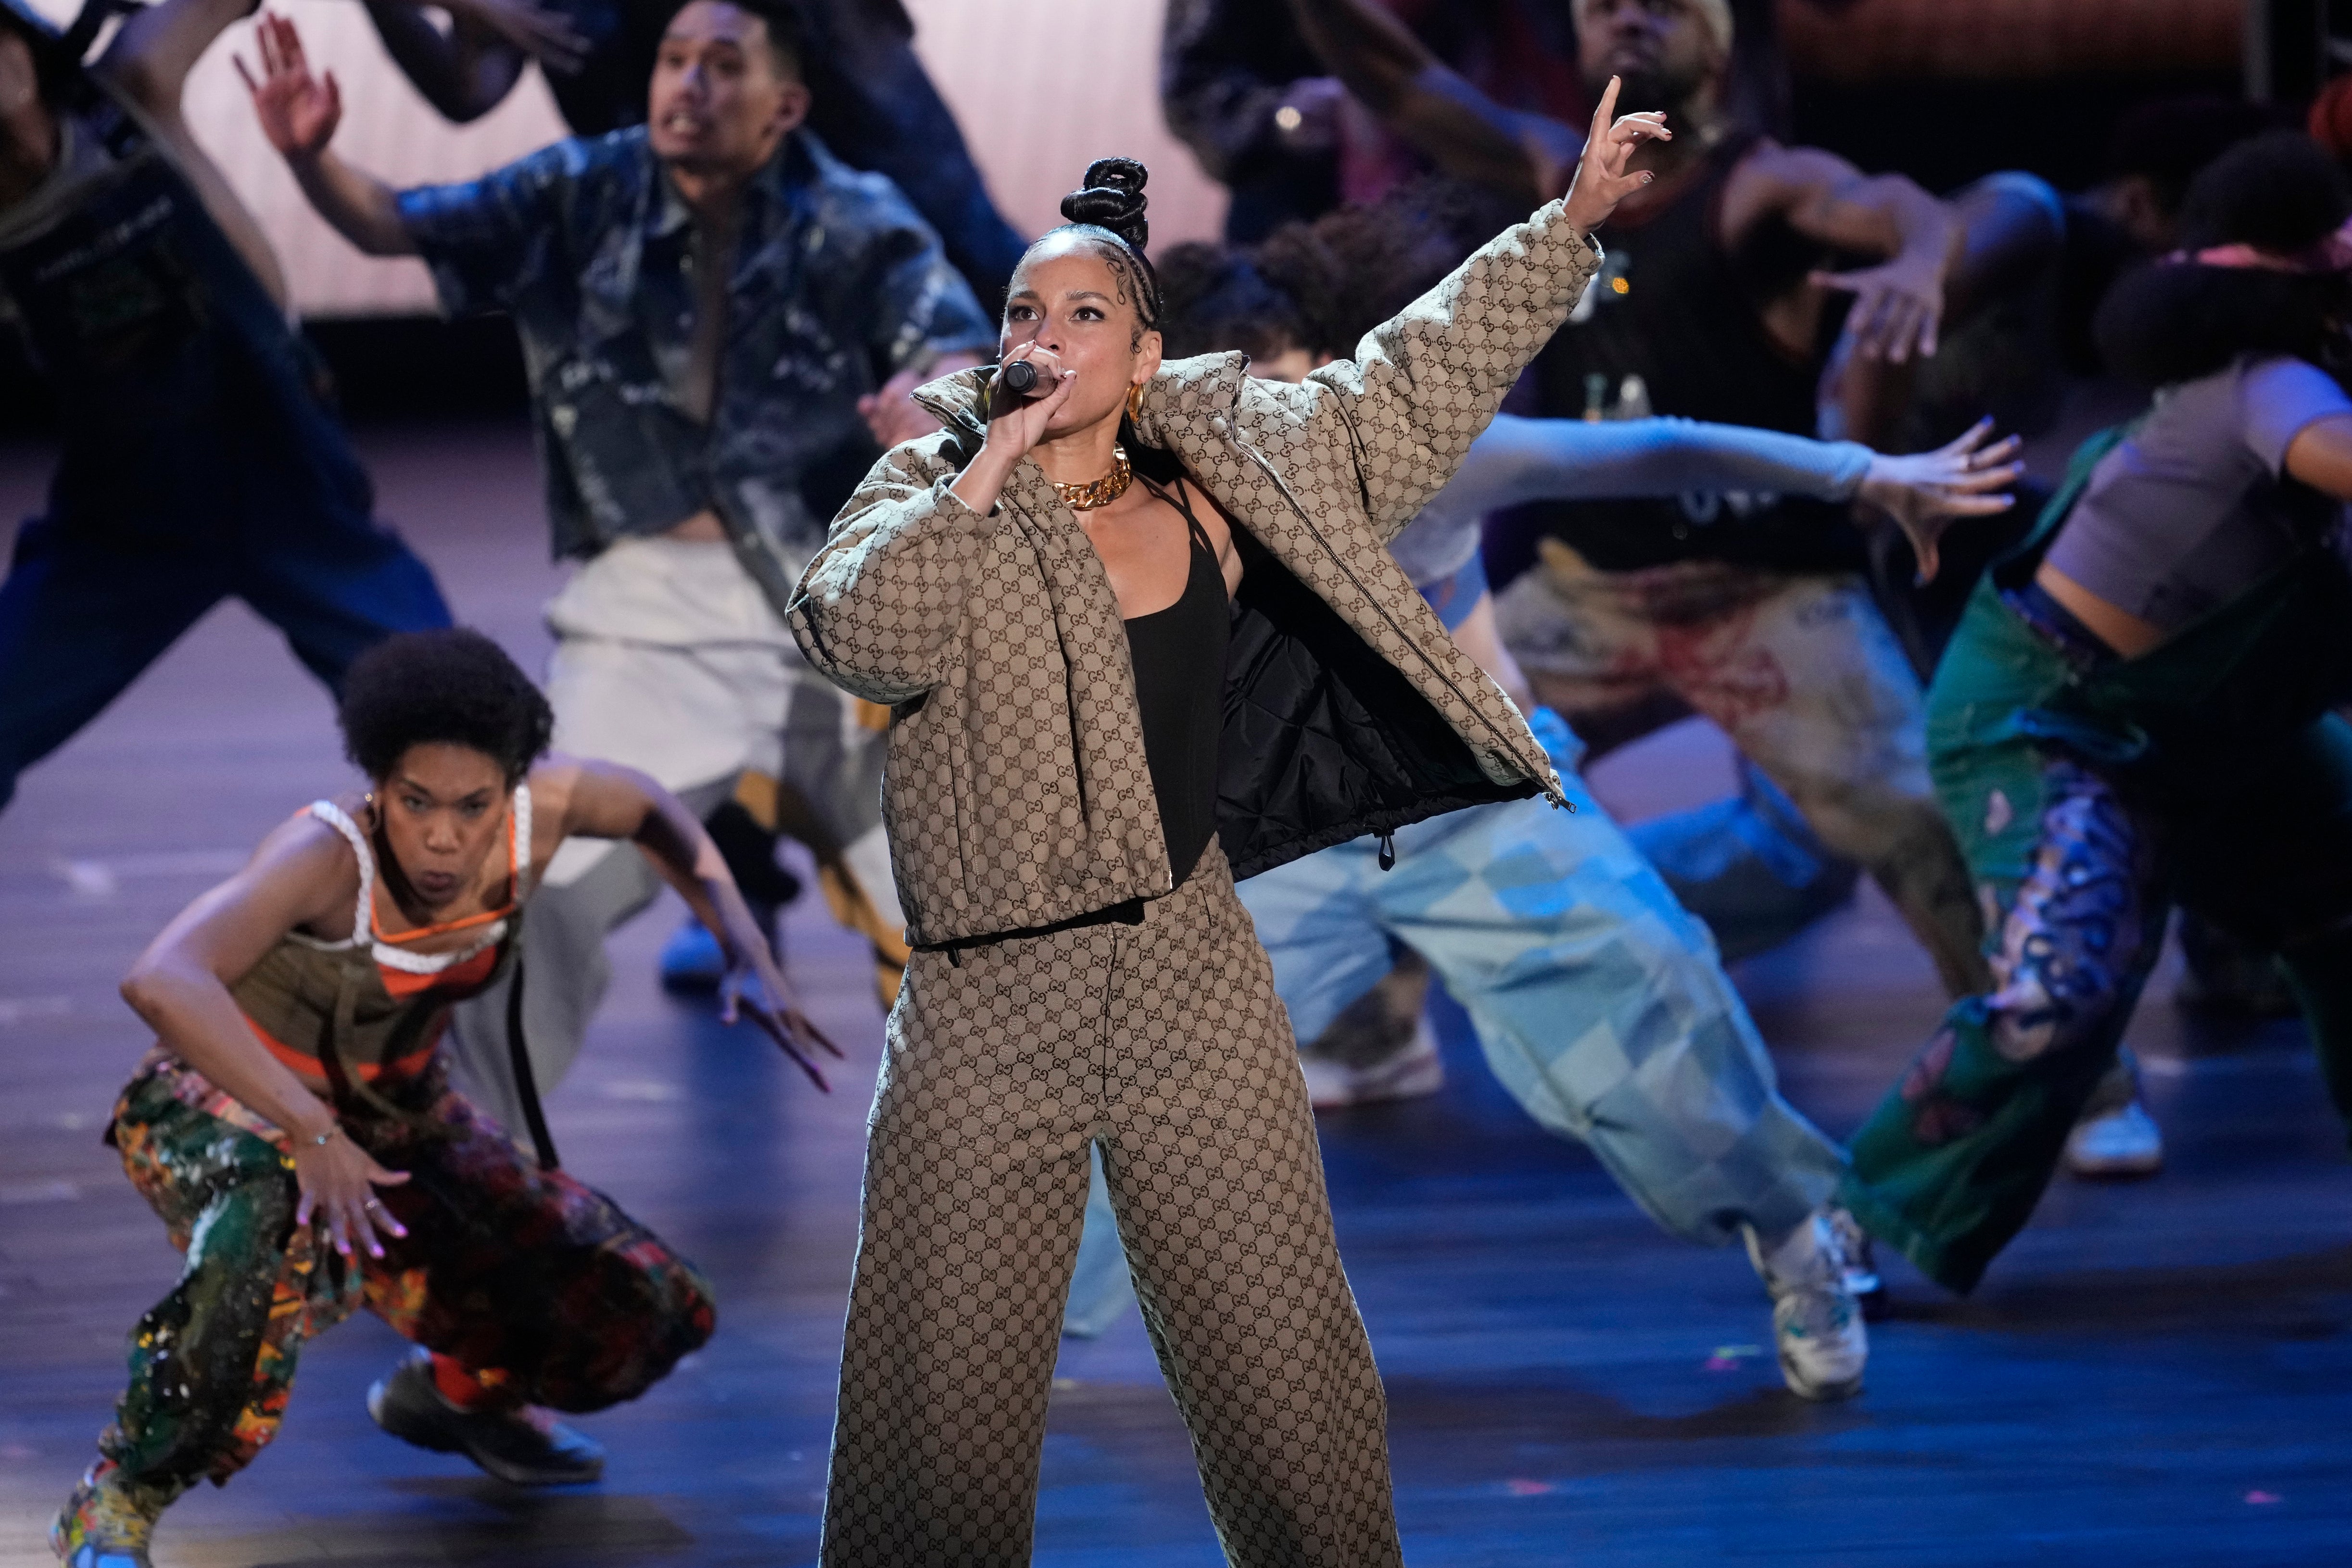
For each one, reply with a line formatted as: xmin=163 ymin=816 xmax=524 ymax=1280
xmin=307 ymin=1124 xmax=342 ymax=1148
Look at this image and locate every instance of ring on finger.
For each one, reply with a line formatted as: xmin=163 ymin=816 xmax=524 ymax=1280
xmin=363 ymin=1198 xmax=384 ymax=1211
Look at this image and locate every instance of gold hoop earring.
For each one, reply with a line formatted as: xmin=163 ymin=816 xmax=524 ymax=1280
xmin=1126 ymin=383 xmax=1145 ymax=424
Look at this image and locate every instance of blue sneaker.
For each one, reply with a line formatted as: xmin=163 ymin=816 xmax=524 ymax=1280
xmin=658 ymin=919 xmax=726 ymax=992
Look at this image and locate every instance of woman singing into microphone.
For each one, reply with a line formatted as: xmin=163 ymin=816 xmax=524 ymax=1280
xmin=790 ymin=83 xmax=1665 ymax=1565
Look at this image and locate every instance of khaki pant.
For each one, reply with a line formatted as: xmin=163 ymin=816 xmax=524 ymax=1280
xmin=1496 ymin=544 xmax=1988 ymax=996
xmin=821 ymin=843 xmax=1402 ymax=1567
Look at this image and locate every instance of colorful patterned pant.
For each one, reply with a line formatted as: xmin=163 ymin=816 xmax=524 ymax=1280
xmin=1496 ymin=550 xmax=1990 ymax=998
xmin=97 ymin=1054 xmax=714 ymax=1503
xmin=822 ymin=843 xmax=1401 ymax=1567
xmin=1843 ymin=581 xmax=2352 ymax=1292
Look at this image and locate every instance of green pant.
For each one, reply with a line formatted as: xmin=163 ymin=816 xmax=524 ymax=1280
xmin=1842 ymin=551 xmax=2352 ymax=1293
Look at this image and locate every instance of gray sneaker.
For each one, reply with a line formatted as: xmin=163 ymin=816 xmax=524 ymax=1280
xmin=367 ymin=1349 xmax=605 ymax=1487
xmin=1745 ymin=1211 xmax=1869 ymax=1402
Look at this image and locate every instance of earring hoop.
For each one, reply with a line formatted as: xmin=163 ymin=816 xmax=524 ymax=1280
xmin=1125 ymin=383 xmax=1145 ymax=424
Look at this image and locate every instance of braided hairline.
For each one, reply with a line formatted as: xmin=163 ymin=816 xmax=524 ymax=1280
xmin=1028 ymin=225 xmax=1163 ymax=352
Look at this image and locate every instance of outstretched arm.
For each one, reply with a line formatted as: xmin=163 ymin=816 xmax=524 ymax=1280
xmin=97 ymin=0 xmax=292 ymax=304
xmin=1429 ymin=413 xmax=2019 ymax=583
xmin=1729 ymin=143 xmax=1961 ymax=364
xmin=1236 ymin=80 xmax=1659 ymax=540
xmin=543 ymin=759 xmax=842 ymax=1087
xmin=1285 ymin=0 xmax=1581 ymax=200
xmin=239 ymin=12 xmax=418 ymax=256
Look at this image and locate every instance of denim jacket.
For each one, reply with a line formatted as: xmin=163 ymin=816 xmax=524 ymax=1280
xmin=398 ymin=127 xmax=996 ymax=610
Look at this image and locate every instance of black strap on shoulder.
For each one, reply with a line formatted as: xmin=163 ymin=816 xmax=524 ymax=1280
xmin=504 ymin=959 xmax=561 ymax=1170
xmin=1139 ymin=473 xmax=1217 ymax=559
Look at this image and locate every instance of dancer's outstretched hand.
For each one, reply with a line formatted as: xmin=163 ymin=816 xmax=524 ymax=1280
xmin=1812 ymin=247 xmax=1948 ymax=364
xmin=1857 ymin=417 xmax=2023 ymax=584
xmin=293 ymin=1124 xmax=410 ymax=1260
xmin=719 ymin=935 xmax=845 ymax=1092
xmin=1562 ymin=76 xmax=1670 ymax=234
xmin=238 ymin=13 xmax=341 ymax=163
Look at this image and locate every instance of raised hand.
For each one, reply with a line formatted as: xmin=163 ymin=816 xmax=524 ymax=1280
xmin=292 ymin=1124 xmax=411 ymax=1259
xmin=1856 ymin=417 xmax=2023 ymax=583
xmin=1561 ymin=76 xmax=1670 ymax=234
xmin=719 ymin=936 xmax=845 ymax=1092
xmin=440 ymin=0 xmax=592 ymax=75
xmin=236 ymin=12 xmax=341 ymax=163
xmin=1813 ymin=249 xmax=1947 ymax=364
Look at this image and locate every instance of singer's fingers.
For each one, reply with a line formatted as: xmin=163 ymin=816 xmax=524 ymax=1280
xmin=1587 ymin=75 xmax=1621 ymax=145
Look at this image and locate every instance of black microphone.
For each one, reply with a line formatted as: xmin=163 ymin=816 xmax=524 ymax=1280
xmin=1000 ymin=358 xmax=1050 ymax=395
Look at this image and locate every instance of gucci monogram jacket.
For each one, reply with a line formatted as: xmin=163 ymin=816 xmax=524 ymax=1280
xmin=789 ymin=197 xmax=1602 ymax=946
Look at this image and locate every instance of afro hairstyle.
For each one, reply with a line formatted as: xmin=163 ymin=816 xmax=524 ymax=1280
xmin=337 ymin=629 xmax=554 ymax=787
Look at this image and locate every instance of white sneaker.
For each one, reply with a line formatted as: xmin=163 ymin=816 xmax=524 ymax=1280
xmin=1298 ymin=1019 xmax=1445 ymax=1109
xmin=2064 ymin=1099 xmax=2164 ymax=1178
xmin=1745 ymin=1211 xmax=1868 ymax=1402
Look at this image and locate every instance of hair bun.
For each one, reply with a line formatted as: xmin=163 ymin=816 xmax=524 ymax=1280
xmin=1061 ymin=157 xmax=1151 ymax=252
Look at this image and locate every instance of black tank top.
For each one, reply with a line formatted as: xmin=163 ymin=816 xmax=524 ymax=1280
xmin=1492 ymin=131 xmax=1865 ymax=582
xmin=1125 ymin=480 xmax=1228 ymax=888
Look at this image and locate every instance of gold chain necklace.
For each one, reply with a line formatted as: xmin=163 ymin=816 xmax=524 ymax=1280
xmin=1053 ymin=446 xmax=1133 ymax=512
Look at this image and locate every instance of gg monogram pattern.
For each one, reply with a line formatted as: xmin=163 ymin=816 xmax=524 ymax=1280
xmin=820 ymin=845 xmax=1403 ymax=1567
xmin=789 ymin=199 xmax=1601 ymax=946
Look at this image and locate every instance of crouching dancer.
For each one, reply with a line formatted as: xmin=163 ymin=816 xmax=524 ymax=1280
xmin=52 ymin=629 xmax=835 ymax=1568
xmin=790 ymin=82 xmax=1661 ymax=1566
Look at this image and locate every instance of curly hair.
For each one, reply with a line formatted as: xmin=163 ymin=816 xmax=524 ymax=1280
xmin=2097 ymin=133 xmax=2352 ymax=386
xmin=1254 ymin=176 xmax=1520 ymax=358
xmin=1156 ymin=241 xmax=1308 ymax=363
xmin=337 ymin=629 xmax=554 ymax=786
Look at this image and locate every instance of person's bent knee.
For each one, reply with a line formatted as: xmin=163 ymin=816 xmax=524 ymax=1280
xmin=534 ymin=1250 xmax=717 ymax=1413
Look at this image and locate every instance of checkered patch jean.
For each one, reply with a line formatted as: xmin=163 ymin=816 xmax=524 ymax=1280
xmin=1234 ymin=708 xmax=1846 ymax=1246
xmin=820 ymin=841 xmax=1402 ymax=1568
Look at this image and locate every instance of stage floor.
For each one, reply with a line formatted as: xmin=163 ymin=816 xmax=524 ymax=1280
xmin=1 ymin=424 xmax=2347 ymax=1567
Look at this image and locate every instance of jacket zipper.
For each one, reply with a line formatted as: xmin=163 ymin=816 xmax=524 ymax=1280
xmin=1217 ymin=421 xmax=1571 ymax=811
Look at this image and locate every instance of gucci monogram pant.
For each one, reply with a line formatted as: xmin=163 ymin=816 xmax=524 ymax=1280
xmin=821 ymin=842 xmax=1403 ymax=1567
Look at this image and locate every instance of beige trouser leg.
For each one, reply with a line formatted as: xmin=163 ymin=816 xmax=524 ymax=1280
xmin=821 ymin=845 xmax=1401 ymax=1568
xmin=1498 ymin=545 xmax=1989 ymax=997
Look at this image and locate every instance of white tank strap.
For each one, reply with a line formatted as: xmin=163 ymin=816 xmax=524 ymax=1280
xmin=304 ymin=799 xmax=375 ymax=950
xmin=511 ymin=781 xmax=534 ymax=893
